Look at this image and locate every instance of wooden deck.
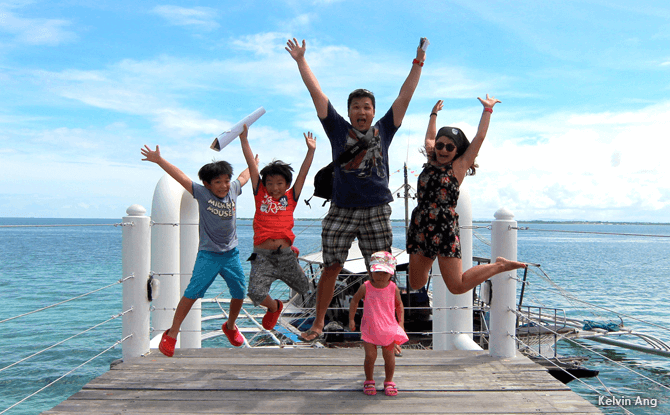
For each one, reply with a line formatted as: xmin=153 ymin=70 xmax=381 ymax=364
xmin=44 ymin=348 xmax=601 ymax=414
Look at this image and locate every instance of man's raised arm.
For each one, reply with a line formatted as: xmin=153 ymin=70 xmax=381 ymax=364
xmin=286 ymin=38 xmax=329 ymax=120
xmin=391 ymin=39 xmax=428 ymax=128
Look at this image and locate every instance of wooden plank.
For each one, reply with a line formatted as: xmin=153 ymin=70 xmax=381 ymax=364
xmin=45 ymin=391 xmax=601 ymax=414
xmin=43 ymin=348 xmax=601 ymax=414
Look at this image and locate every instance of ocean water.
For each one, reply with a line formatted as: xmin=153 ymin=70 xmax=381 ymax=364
xmin=0 ymin=218 xmax=669 ymax=414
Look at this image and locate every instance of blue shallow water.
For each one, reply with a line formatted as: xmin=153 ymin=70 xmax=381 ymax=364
xmin=0 ymin=218 xmax=668 ymax=414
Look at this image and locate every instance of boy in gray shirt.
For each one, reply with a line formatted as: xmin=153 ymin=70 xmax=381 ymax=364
xmin=141 ymin=144 xmax=255 ymax=356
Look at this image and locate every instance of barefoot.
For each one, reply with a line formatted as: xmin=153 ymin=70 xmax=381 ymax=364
xmin=495 ymin=257 xmax=527 ymax=271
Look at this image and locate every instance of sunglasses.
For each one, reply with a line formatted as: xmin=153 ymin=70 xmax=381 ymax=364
xmin=434 ymin=142 xmax=456 ymax=152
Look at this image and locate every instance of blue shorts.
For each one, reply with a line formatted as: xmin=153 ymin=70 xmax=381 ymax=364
xmin=183 ymin=248 xmax=247 ymax=300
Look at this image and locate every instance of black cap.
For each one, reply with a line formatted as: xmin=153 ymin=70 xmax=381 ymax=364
xmin=436 ymin=126 xmax=470 ymax=156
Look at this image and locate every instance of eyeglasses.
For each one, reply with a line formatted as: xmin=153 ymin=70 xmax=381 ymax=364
xmin=434 ymin=142 xmax=456 ymax=152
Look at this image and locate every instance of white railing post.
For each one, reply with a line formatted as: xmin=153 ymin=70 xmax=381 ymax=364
xmin=179 ymin=193 xmax=200 ymax=348
xmin=122 ymin=204 xmax=151 ymax=359
xmin=489 ymin=207 xmax=518 ymax=358
xmin=150 ymin=174 xmax=185 ymax=347
xmin=433 ymin=186 xmax=481 ymax=351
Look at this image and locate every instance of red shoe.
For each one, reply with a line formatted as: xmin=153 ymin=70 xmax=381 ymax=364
xmin=262 ymin=299 xmax=283 ymax=330
xmin=222 ymin=322 xmax=245 ymax=347
xmin=158 ymin=329 xmax=176 ymax=357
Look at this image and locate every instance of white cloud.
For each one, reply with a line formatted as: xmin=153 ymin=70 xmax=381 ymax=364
xmin=10 ymin=28 xmax=670 ymax=221
xmin=151 ymin=5 xmax=219 ymax=31
xmin=232 ymin=32 xmax=291 ymax=56
xmin=0 ymin=6 xmax=76 ymax=45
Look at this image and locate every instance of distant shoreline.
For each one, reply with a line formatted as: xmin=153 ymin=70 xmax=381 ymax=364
xmin=1 ymin=217 xmax=669 ymax=226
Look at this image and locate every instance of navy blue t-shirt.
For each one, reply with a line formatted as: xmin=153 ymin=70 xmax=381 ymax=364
xmin=320 ymin=101 xmax=399 ymax=208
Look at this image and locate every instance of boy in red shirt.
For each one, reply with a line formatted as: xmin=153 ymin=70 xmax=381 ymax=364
xmin=239 ymin=124 xmax=316 ymax=330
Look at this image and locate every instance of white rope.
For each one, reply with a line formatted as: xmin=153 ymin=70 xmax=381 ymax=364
xmin=472 ymin=230 xmax=491 ymax=247
xmin=0 ymin=278 xmax=129 ymax=324
xmin=512 ymin=334 xmax=635 ymax=415
xmin=150 ymin=221 xmax=199 ymax=226
xmin=0 ymin=334 xmax=131 ymax=415
xmin=519 ymin=227 xmax=670 ymax=238
xmin=513 ymin=309 xmax=670 ymax=391
xmin=0 ymin=223 xmax=121 ymax=228
xmin=529 ymin=266 xmax=615 ymax=322
xmin=150 ymin=272 xmax=190 ymax=277
xmin=531 ymin=267 xmax=670 ymax=333
xmin=461 ymin=225 xmax=491 ymax=230
xmin=0 ymin=309 xmax=130 ymax=373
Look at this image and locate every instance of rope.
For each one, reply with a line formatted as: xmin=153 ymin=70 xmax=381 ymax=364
xmin=150 ymin=222 xmax=198 ymax=226
xmin=531 ymin=266 xmax=670 ymax=333
xmin=473 ymin=230 xmax=491 ymax=247
xmin=0 ymin=223 xmax=122 ymax=228
xmin=0 ymin=277 xmax=131 ymax=324
xmin=519 ymin=227 xmax=670 ymax=238
xmin=0 ymin=309 xmax=130 ymax=373
xmin=150 ymin=272 xmax=190 ymax=277
xmin=512 ymin=309 xmax=670 ymax=392
xmin=0 ymin=334 xmax=131 ymax=415
xmin=512 ymin=334 xmax=635 ymax=415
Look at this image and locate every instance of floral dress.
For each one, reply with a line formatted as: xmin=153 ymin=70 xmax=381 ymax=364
xmin=406 ymin=162 xmax=461 ymax=259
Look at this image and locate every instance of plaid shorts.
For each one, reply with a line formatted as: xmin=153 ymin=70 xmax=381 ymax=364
xmin=247 ymin=247 xmax=310 ymax=306
xmin=321 ymin=204 xmax=393 ymax=268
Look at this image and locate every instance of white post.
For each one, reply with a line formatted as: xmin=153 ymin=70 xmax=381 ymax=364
xmin=150 ymin=174 xmax=184 ymax=347
xmin=179 ymin=193 xmax=201 ymax=348
xmin=122 ymin=204 xmax=151 ymax=359
xmin=489 ymin=207 xmax=518 ymax=358
xmin=433 ymin=187 xmax=481 ymax=351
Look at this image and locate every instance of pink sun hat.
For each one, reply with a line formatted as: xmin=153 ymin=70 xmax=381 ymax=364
xmin=369 ymin=251 xmax=396 ymax=274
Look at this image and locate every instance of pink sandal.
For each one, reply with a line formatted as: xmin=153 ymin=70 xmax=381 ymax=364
xmin=384 ymin=381 xmax=398 ymax=396
xmin=363 ymin=380 xmax=377 ymax=396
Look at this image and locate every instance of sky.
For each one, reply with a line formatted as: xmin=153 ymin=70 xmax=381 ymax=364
xmin=1 ymin=0 xmax=669 ymax=222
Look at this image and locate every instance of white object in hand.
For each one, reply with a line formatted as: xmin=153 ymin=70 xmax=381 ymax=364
xmin=420 ymin=38 xmax=430 ymax=51
xmin=210 ymin=107 xmax=266 ymax=151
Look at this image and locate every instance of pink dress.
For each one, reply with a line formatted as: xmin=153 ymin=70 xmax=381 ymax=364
xmin=360 ymin=281 xmax=409 ymax=347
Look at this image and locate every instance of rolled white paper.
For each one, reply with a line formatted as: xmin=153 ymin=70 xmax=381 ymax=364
xmin=210 ymin=107 xmax=266 ymax=151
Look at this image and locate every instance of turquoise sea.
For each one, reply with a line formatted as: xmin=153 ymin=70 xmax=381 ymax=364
xmin=1 ymin=217 xmax=669 ymax=414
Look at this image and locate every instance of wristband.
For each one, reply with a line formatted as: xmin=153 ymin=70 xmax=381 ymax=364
xmin=430 ymin=112 xmax=438 ymax=117
xmin=412 ymin=58 xmax=424 ymax=67
xmin=483 ymin=107 xmax=493 ymax=113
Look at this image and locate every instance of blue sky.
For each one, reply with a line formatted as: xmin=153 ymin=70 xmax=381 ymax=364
xmin=1 ymin=0 xmax=669 ymax=222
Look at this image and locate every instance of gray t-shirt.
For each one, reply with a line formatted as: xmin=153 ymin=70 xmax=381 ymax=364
xmin=192 ymin=181 xmax=241 ymax=253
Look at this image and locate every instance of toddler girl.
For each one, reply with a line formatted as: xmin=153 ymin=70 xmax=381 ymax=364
xmin=349 ymin=251 xmax=408 ymax=396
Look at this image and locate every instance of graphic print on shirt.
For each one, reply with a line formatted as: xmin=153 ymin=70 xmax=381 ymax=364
xmin=206 ymin=198 xmax=235 ymax=219
xmin=340 ymin=127 xmax=386 ymax=180
xmin=260 ymin=194 xmax=289 ymax=214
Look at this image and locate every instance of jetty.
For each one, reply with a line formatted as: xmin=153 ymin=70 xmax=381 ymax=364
xmin=44 ymin=347 xmax=601 ymax=414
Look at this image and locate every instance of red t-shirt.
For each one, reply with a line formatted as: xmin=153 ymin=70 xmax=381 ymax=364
xmin=253 ymin=182 xmax=297 ymax=246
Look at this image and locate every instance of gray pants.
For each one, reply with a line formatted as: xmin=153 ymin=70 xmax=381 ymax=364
xmin=247 ymin=247 xmax=310 ymax=306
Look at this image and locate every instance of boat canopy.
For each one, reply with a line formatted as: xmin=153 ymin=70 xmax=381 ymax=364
xmin=299 ymin=240 xmax=409 ymax=274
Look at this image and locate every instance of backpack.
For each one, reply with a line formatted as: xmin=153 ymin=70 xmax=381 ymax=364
xmin=304 ymin=138 xmax=370 ymax=208
xmin=308 ymin=162 xmax=335 ymax=207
